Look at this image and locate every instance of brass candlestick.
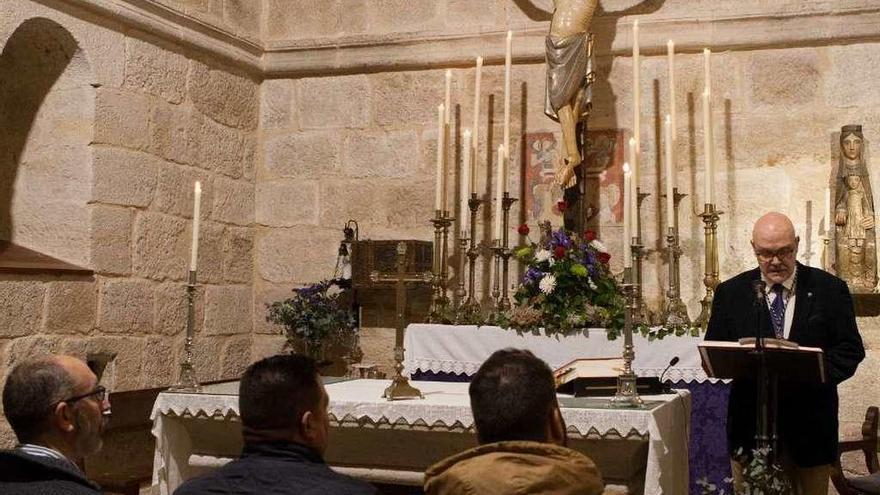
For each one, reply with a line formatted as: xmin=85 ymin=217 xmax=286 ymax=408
xmin=456 ymin=232 xmax=468 ymax=304
xmin=630 ymin=188 xmax=650 ymax=325
xmin=660 ymin=189 xmax=690 ymax=329
xmin=429 ymin=210 xmax=454 ymax=318
xmin=464 ymin=194 xmax=483 ymax=312
xmin=499 ymin=192 xmax=518 ymax=310
xmin=612 ymin=267 xmax=644 ymax=408
xmin=170 ymin=270 xmax=201 ymax=392
xmin=695 ymin=203 xmax=723 ymax=330
xmin=822 ymin=236 xmax=831 ymax=272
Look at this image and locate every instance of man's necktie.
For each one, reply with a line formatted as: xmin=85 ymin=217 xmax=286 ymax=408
xmin=770 ymin=283 xmax=786 ymax=338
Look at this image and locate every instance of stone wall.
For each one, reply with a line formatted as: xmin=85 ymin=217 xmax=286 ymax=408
xmin=0 ymin=0 xmax=258 ymax=447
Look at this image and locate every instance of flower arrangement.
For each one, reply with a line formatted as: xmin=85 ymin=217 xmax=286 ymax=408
xmin=266 ymin=279 xmax=358 ymax=355
xmin=697 ymin=447 xmax=790 ymax=495
xmin=502 ymin=223 xmax=625 ymax=339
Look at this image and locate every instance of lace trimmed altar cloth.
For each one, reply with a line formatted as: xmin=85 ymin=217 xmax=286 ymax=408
xmin=151 ymin=379 xmax=690 ymax=495
xmin=403 ymin=324 xmax=709 ymax=383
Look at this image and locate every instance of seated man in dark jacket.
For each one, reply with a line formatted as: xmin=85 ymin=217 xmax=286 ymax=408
xmin=174 ymin=354 xmax=376 ymax=495
xmin=424 ymin=348 xmax=605 ymax=495
xmin=0 ymin=355 xmax=111 ymax=495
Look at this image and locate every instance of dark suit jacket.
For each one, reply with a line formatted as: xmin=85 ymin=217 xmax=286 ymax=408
xmin=705 ymin=262 xmax=865 ymax=467
xmin=173 ymin=441 xmax=377 ymax=495
xmin=0 ymin=449 xmax=101 ymax=495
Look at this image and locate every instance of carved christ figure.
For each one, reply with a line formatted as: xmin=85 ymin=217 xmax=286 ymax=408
xmin=546 ymin=0 xmax=599 ymax=188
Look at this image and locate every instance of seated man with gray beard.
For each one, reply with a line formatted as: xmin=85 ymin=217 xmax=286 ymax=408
xmin=0 ymin=355 xmax=111 ymax=494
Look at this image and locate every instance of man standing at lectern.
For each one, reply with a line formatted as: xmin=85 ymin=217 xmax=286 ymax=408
xmin=706 ymin=212 xmax=865 ymax=495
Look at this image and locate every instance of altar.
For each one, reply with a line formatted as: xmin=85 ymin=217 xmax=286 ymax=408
xmin=151 ymin=379 xmax=690 ymax=495
xmin=404 ymin=324 xmax=730 ymax=494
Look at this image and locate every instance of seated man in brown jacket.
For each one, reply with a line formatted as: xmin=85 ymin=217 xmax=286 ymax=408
xmin=424 ymin=348 xmax=605 ymax=495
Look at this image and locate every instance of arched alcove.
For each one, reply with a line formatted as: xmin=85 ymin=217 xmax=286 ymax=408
xmin=0 ymin=17 xmax=94 ymax=267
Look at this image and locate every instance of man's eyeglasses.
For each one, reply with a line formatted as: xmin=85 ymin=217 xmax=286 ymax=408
xmin=62 ymin=385 xmax=107 ymax=404
xmin=754 ymin=246 xmax=796 ymax=262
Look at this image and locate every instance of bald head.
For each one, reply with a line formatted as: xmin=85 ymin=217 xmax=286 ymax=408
xmin=751 ymin=212 xmax=799 ymax=284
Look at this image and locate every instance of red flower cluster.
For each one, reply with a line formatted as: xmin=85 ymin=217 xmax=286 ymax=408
xmin=583 ymin=230 xmax=596 ymax=242
xmin=597 ymin=252 xmax=611 ymax=264
xmin=556 ymin=200 xmax=569 ymax=213
xmin=517 ymin=224 xmax=530 ymax=236
xmin=553 ymin=246 xmax=566 ymax=259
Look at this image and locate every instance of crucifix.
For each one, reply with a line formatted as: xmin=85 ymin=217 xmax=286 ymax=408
xmin=370 ymin=242 xmax=431 ymax=400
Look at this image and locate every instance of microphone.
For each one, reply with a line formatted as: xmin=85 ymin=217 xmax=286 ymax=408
xmin=752 ymin=279 xmax=767 ymax=304
xmin=659 ymin=356 xmax=680 ymax=393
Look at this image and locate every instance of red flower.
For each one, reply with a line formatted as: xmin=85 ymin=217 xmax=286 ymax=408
xmin=584 ymin=230 xmax=597 ymax=242
xmin=556 ymin=200 xmax=569 ymax=212
xmin=517 ymin=224 xmax=530 ymax=236
xmin=553 ymin=246 xmax=566 ymax=259
xmin=597 ymin=252 xmax=611 ymax=264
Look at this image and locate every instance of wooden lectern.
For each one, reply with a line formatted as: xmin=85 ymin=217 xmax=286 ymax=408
xmin=699 ymin=338 xmax=826 ymax=458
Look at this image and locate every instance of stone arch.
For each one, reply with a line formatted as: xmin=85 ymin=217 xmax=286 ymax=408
xmin=0 ymin=17 xmax=95 ymax=267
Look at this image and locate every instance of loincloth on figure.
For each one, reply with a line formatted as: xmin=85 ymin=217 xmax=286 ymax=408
xmin=544 ymin=33 xmax=594 ymax=122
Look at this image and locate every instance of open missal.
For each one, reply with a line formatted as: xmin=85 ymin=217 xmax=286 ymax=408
xmin=553 ymin=357 xmax=664 ymax=397
xmin=698 ymin=338 xmax=826 ymax=384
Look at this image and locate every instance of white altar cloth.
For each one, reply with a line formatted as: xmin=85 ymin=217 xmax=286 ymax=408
xmin=404 ymin=324 xmax=709 ymax=383
xmin=151 ymin=379 xmax=690 ymax=495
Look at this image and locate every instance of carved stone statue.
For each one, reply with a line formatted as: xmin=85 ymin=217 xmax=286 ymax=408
xmin=833 ymin=125 xmax=877 ymax=292
xmin=545 ymin=0 xmax=598 ymax=189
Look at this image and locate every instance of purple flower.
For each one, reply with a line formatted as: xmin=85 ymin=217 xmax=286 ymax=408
xmin=524 ymin=267 xmax=544 ymax=284
xmin=549 ymin=228 xmax=572 ymax=250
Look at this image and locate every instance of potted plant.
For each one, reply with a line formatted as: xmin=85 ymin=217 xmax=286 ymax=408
xmin=266 ymin=279 xmax=358 ymax=363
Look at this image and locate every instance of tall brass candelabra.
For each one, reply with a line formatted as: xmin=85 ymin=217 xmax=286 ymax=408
xmin=463 ymin=194 xmax=483 ymax=311
xmin=659 ymin=188 xmax=690 ymax=329
xmin=170 ymin=270 xmax=201 ymax=392
xmin=429 ymin=210 xmax=454 ymax=318
xmin=695 ymin=203 xmax=723 ymax=330
xmin=611 ymin=267 xmax=644 ymax=408
xmin=492 ymin=192 xmax=517 ymax=311
xmin=630 ymin=188 xmax=650 ymax=325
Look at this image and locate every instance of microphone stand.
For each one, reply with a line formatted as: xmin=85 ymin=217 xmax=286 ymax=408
xmin=751 ymin=281 xmax=777 ymax=463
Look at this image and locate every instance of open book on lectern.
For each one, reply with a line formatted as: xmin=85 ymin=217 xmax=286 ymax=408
xmin=698 ymin=339 xmax=826 ymax=384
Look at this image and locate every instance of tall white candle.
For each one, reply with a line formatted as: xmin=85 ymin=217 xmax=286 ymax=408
xmin=503 ymin=31 xmax=512 ymax=164
xmin=825 ymin=186 xmax=832 ymax=235
xmin=664 ymin=115 xmax=675 ymax=229
xmin=703 ymin=48 xmax=711 ymax=92
xmin=494 ymin=144 xmax=506 ymax=241
xmin=444 ymin=69 xmax=452 ymax=125
xmin=472 ymin=56 xmax=483 ymax=172
xmin=702 ymin=90 xmax=713 ymax=204
xmin=628 ymin=137 xmax=639 ymax=234
xmin=461 ymin=129 xmax=472 ymax=234
xmin=632 ymin=20 xmax=641 ymax=186
xmin=667 ymin=40 xmax=676 ymax=142
xmin=623 ymin=163 xmax=632 ymax=268
xmin=190 ymin=181 xmax=201 ymax=271
xmin=435 ymin=104 xmax=445 ymax=211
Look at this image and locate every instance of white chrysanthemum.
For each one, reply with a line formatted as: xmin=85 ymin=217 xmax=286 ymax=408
xmin=539 ymin=274 xmax=557 ymax=294
xmin=590 ymin=239 xmax=608 ymax=253
xmin=535 ymin=249 xmax=553 ymax=263
xmin=588 ymin=277 xmax=598 ymax=291
xmin=326 ymin=284 xmax=343 ymax=297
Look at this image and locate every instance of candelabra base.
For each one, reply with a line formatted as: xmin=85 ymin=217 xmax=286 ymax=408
xmin=632 ymin=299 xmax=650 ymax=327
xmin=169 ymin=361 xmax=201 ymax=393
xmin=383 ymin=375 xmax=424 ymax=401
xmin=660 ymin=297 xmax=691 ymax=329
xmin=611 ymin=372 xmax=644 ymax=408
xmin=695 ymin=295 xmax=713 ymax=331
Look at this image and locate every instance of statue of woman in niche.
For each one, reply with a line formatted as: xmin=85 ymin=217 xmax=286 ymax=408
xmin=834 ymin=125 xmax=877 ymax=292
xmin=545 ymin=0 xmax=599 ymax=188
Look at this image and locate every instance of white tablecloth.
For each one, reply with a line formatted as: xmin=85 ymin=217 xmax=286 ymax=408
xmin=151 ymin=379 xmax=690 ymax=495
xmin=404 ymin=324 xmax=709 ymax=383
